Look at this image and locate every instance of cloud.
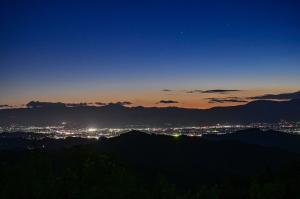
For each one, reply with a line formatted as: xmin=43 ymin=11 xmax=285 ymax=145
xmin=27 ymin=101 xmax=66 ymax=108
xmin=186 ymin=90 xmax=203 ymax=93
xmin=157 ymin=100 xmax=179 ymax=104
xmin=248 ymin=91 xmax=300 ymax=100
xmin=25 ymin=100 xmax=135 ymax=109
xmin=161 ymin=89 xmax=172 ymax=92
xmin=25 ymin=101 xmax=134 ymax=108
xmin=202 ymin=89 xmax=241 ymax=94
xmin=26 ymin=101 xmax=94 ymax=108
xmin=0 ymin=104 xmax=11 ymax=108
xmin=114 ymin=101 xmax=133 ymax=106
xmin=94 ymin=102 xmax=107 ymax=106
xmin=207 ymin=97 xmax=247 ymax=104
xmin=66 ymin=103 xmax=88 ymax=107
xmin=186 ymin=89 xmax=241 ymax=94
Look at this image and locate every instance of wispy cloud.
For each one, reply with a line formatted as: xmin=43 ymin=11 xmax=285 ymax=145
xmin=26 ymin=101 xmax=134 ymax=108
xmin=207 ymin=97 xmax=247 ymax=104
xmin=186 ymin=89 xmax=241 ymax=94
xmin=66 ymin=103 xmax=88 ymax=107
xmin=0 ymin=104 xmax=11 ymax=108
xmin=202 ymin=89 xmax=241 ymax=94
xmin=94 ymin=102 xmax=107 ymax=106
xmin=26 ymin=101 xmax=66 ymax=108
xmin=114 ymin=101 xmax=132 ymax=106
xmin=186 ymin=90 xmax=202 ymax=93
xmin=157 ymin=100 xmax=179 ymax=104
xmin=161 ymin=89 xmax=172 ymax=92
xmin=26 ymin=101 xmax=99 ymax=108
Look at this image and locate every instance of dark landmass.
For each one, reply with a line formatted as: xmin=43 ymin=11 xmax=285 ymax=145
xmin=203 ymin=128 xmax=300 ymax=153
xmin=1 ymin=99 xmax=300 ymax=127
xmin=249 ymin=91 xmax=300 ymax=100
xmin=93 ymin=130 xmax=300 ymax=183
xmin=0 ymin=129 xmax=300 ymax=198
xmin=0 ymin=132 xmax=96 ymax=151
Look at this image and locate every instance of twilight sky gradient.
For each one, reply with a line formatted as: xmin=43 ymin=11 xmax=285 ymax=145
xmin=1 ymin=0 xmax=300 ymax=108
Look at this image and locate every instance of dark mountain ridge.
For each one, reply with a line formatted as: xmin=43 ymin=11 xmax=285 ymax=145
xmin=1 ymin=129 xmax=299 ymax=182
xmin=0 ymin=99 xmax=300 ymax=127
xmin=1 ymin=129 xmax=300 ymax=198
xmin=203 ymin=128 xmax=300 ymax=153
xmin=82 ymin=129 xmax=300 ymax=185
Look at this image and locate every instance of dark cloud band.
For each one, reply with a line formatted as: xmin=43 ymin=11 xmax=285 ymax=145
xmin=157 ymin=100 xmax=179 ymax=104
xmin=207 ymin=97 xmax=247 ymax=103
xmin=186 ymin=89 xmax=241 ymax=94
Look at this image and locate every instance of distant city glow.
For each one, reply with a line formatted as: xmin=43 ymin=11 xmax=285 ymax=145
xmin=87 ymin=128 xmax=97 ymax=132
xmin=1 ymin=120 xmax=300 ymax=141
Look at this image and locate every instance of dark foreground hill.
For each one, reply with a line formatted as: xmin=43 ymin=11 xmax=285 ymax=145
xmin=1 ymin=99 xmax=300 ymax=127
xmin=0 ymin=129 xmax=300 ymax=199
xmin=96 ymin=131 xmax=299 ymax=180
xmin=203 ymin=128 xmax=300 ymax=153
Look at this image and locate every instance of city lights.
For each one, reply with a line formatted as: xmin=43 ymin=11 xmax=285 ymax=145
xmin=87 ymin=128 xmax=97 ymax=132
xmin=0 ymin=120 xmax=300 ymax=141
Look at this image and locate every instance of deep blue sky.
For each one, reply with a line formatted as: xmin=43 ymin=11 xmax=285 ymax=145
xmin=1 ymin=0 xmax=300 ymax=107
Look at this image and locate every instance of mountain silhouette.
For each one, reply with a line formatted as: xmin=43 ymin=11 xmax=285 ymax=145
xmin=0 ymin=129 xmax=299 ymax=184
xmin=0 ymin=99 xmax=300 ymax=127
xmin=1 ymin=129 xmax=300 ymax=198
xmin=82 ymin=129 xmax=300 ymax=184
xmin=203 ymin=128 xmax=300 ymax=153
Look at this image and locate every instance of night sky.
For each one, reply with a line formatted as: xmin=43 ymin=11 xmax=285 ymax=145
xmin=1 ymin=0 xmax=300 ymax=108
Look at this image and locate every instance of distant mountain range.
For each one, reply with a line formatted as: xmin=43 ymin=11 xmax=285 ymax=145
xmin=0 ymin=99 xmax=300 ymax=127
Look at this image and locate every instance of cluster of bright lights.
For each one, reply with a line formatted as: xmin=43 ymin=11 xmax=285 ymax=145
xmin=1 ymin=120 xmax=300 ymax=141
xmin=172 ymin=133 xmax=181 ymax=138
xmin=87 ymin=128 xmax=97 ymax=132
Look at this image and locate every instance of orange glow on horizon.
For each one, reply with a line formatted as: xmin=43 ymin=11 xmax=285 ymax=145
xmin=2 ymin=88 xmax=298 ymax=109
